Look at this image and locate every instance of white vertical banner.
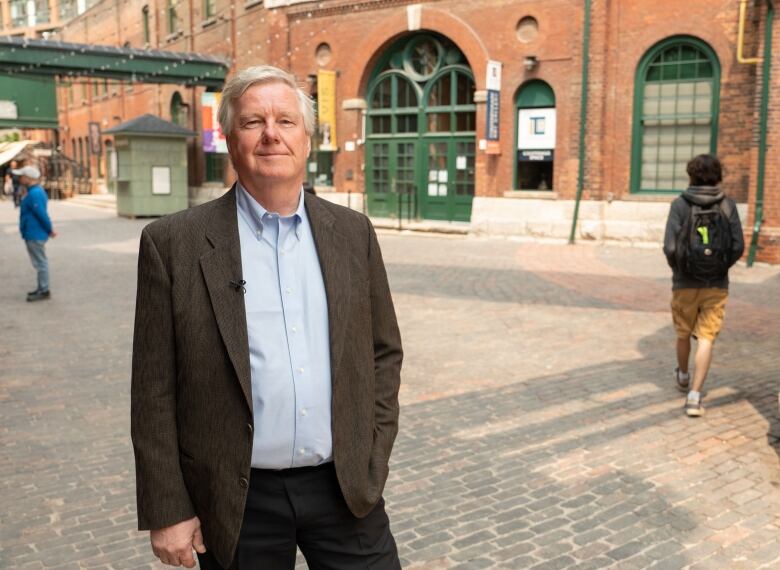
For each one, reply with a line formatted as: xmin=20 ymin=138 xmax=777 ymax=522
xmin=485 ymin=60 xmax=502 ymax=153
xmin=486 ymin=60 xmax=502 ymax=92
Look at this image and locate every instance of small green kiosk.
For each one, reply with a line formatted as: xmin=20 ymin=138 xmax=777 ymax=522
xmin=105 ymin=114 xmax=196 ymax=217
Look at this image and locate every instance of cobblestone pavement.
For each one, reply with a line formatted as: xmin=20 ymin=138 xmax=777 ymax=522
xmin=2 ymin=199 xmax=780 ymax=570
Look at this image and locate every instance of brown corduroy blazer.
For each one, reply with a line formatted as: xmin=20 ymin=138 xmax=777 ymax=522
xmin=130 ymin=187 xmax=402 ymax=568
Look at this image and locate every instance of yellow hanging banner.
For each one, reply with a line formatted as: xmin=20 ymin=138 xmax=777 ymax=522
xmin=317 ymin=70 xmax=337 ymax=150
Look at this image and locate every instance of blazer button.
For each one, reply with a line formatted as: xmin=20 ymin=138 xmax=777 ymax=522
xmin=239 ymin=476 xmax=248 ymax=489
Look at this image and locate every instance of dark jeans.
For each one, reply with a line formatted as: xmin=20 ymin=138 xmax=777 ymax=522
xmin=197 ymin=463 xmax=400 ymax=570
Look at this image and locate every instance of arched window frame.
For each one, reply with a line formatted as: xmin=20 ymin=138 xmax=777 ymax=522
xmin=366 ymin=70 xmax=422 ymax=137
xmin=630 ymin=35 xmax=721 ymax=194
xmin=421 ymin=65 xmax=476 ymax=136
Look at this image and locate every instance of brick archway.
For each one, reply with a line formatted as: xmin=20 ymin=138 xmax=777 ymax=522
xmin=343 ymin=7 xmax=490 ymax=99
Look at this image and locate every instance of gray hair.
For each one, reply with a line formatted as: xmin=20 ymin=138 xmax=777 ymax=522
xmin=217 ymin=66 xmax=316 ymax=137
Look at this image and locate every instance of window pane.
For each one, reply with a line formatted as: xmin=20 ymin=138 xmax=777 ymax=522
xmin=647 ymin=65 xmax=662 ymax=81
xmin=677 ymin=95 xmax=694 ymax=115
xmin=397 ymin=79 xmax=417 ymax=108
xmin=455 ymin=111 xmax=475 ymax=132
xmin=428 ymin=74 xmax=452 ymax=106
xmin=370 ymin=115 xmax=391 ymax=134
xmin=680 ymin=46 xmax=698 ymax=61
xmin=396 ymin=114 xmax=418 ymax=133
xmin=456 ymin=74 xmax=475 ymax=105
xmin=427 ymin=112 xmax=451 ymax=132
xmin=396 ymin=142 xmax=416 ymax=195
xmin=664 ymin=46 xmax=681 ymax=62
xmin=677 ymin=82 xmax=695 ymax=96
xmin=454 ymin=141 xmax=475 ymax=195
xmin=659 ymin=97 xmax=676 ymax=115
xmin=661 ymin=64 xmax=679 ymax=81
xmin=428 ymin=142 xmax=448 ymax=170
xmin=371 ymin=79 xmax=392 ymax=109
xmin=697 ymin=61 xmax=713 ymax=78
xmin=679 ymin=62 xmax=697 ymax=80
xmin=371 ymin=143 xmax=390 ymax=194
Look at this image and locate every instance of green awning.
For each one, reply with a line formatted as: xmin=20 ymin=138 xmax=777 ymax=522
xmin=0 ymin=36 xmax=229 ymax=88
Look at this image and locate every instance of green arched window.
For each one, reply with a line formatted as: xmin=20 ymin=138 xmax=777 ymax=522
xmin=424 ymin=68 xmax=476 ymax=133
xmin=367 ymin=73 xmax=421 ymax=135
xmin=631 ymin=37 xmax=720 ymax=193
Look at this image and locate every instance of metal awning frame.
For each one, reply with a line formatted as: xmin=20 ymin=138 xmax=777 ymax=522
xmin=0 ymin=36 xmax=229 ymax=88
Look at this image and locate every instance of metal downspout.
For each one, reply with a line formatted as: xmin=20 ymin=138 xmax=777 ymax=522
xmin=568 ymin=0 xmax=591 ymax=244
xmin=747 ymin=0 xmax=774 ymax=266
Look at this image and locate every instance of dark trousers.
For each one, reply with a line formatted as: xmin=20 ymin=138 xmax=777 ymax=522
xmin=198 ymin=463 xmax=400 ymax=570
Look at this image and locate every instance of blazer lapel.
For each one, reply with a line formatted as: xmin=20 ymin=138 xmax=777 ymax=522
xmin=305 ymin=193 xmax=351 ymax=381
xmin=200 ymin=187 xmax=252 ymax=411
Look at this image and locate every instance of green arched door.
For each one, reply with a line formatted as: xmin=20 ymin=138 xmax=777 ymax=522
xmin=365 ymin=72 xmax=421 ymax=219
xmin=365 ymin=34 xmax=476 ymax=222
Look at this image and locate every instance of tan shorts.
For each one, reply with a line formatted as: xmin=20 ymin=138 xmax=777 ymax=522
xmin=671 ymin=288 xmax=728 ymax=341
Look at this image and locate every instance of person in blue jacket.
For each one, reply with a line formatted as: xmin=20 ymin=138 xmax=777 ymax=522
xmin=15 ymin=165 xmax=57 ymax=301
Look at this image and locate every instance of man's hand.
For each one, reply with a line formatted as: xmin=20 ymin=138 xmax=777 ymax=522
xmin=150 ymin=516 xmax=207 ymax=568
xmin=49 ymin=230 xmax=57 ymax=238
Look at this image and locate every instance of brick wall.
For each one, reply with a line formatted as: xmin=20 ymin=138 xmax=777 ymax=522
xmin=48 ymin=0 xmax=778 ymax=261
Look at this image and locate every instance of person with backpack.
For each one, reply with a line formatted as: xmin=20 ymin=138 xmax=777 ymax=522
xmin=663 ymin=154 xmax=744 ymax=417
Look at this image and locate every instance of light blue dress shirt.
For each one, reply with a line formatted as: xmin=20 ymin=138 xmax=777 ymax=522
xmin=236 ymin=183 xmax=333 ymax=469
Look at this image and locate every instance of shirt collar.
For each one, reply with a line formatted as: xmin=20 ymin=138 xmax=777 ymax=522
xmin=236 ymin=181 xmax=304 ymax=240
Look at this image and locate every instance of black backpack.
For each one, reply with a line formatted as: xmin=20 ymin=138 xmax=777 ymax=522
xmin=675 ymin=197 xmax=733 ymax=283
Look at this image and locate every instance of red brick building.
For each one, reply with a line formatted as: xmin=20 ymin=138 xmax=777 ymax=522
xmin=49 ymin=0 xmax=780 ymax=263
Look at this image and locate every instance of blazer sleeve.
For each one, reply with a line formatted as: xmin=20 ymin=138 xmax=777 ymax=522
xmin=365 ymin=218 xmax=403 ymax=465
xmin=131 ymin=226 xmax=196 ymax=530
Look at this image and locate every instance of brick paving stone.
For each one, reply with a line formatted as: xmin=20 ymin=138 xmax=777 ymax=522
xmin=2 ymin=201 xmax=780 ymax=569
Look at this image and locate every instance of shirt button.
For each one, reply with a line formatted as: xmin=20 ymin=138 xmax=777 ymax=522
xmin=301 ymin=408 xmax=307 ymax=416
xmin=239 ymin=476 xmax=249 ymax=488
xmin=298 ymin=448 xmax=305 ymax=455
xmin=285 ymin=287 xmax=292 ymax=294
xmin=298 ymin=367 xmax=304 ymax=374
xmin=291 ymin=326 xmax=298 ymax=333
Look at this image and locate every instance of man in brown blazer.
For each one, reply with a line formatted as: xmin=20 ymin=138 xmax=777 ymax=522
xmin=131 ymin=65 xmax=403 ymax=569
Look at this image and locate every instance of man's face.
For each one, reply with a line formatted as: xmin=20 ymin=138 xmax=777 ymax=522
xmin=19 ymin=175 xmax=31 ymax=187
xmin=226 ymin=82 xmax=310 ymax=187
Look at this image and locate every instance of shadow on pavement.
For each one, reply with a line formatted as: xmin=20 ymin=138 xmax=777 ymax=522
xmin=386 ymin=323 xmax=780 ymax=568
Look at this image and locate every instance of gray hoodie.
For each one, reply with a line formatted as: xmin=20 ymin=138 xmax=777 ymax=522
xmin=662 ymin=186 xmax=744 ymax=290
